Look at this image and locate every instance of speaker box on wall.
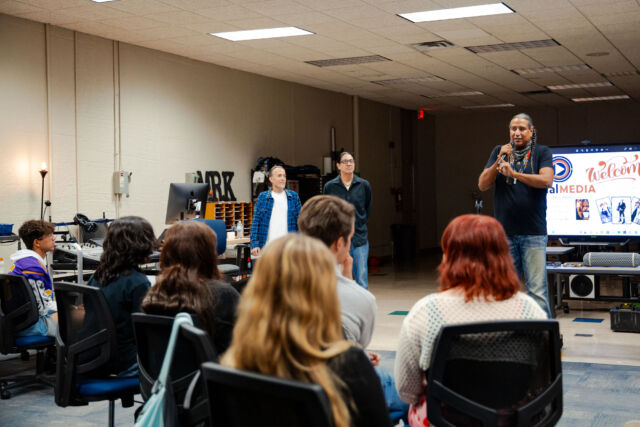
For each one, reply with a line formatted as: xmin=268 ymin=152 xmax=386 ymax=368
xmin=569 ymin=274 xmax=597 ymax=299
xmin=583 ymin=252 xmax=640 ymax=267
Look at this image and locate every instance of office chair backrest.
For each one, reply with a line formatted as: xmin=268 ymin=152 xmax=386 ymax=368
xmin=427 ymin=320 xmax=563 ymax=427
xmin=200 ymin=362 xmax=334 ymax=427
xmin=0 ymin=274 xmax=39 ymax=352
xmin=132 ymin=313 xmax=217 ymax=403
xmin=187 ymin=219 xmax=227 ymax=256
xmin=54 ymin=281 xmax=118 ymax=406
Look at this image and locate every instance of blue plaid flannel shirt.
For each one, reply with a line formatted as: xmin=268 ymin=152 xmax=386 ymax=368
xmin=250 ymin=189 xmax=301 ymax=249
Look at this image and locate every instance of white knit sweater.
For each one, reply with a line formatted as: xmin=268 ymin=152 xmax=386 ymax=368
xmin=394 ymin=288 xmax=547 ymax=404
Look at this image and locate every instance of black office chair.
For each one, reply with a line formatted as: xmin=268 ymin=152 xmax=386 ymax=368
xmin=426 ymin=320 xmax=563 ymax=427
xmin=0 ymin=274 xmax=55 ymax=399
xmin=200 ymin=362 xmax=334 ymax=427
xmin=132 ymin=313 xmax=217 ymax=426
xmin=54 ymin=282 xmax=139 ymax=427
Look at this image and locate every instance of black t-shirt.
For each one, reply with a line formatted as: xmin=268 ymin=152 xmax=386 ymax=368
xmin=485 ymin=144 xmax=553 ymax=236
xmin=88 ymin=270 xmax=150 ymax=375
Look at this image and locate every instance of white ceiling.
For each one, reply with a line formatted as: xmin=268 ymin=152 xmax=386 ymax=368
xmin=2 ymin=0 xmax=640 ymax=111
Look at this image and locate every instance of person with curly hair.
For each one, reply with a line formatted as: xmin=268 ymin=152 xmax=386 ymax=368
xmin=9 ymin=219 xmax=58 ymax=337
xmin=87 ymin=216 xmax=155 ymax=377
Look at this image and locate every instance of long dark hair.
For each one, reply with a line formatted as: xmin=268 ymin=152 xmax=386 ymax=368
xmin=93 ymin=216 xmax=155 ymax=286
xmin=142 ymin=221 xmax=220 ymax=337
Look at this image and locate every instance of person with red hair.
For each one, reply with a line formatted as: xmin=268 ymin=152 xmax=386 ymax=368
xmin=394 ymin=214 xmax=546 ymax=425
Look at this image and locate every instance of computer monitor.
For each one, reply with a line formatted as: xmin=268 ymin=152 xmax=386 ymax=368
xmin=546 ymin=142 xmax=640 ymax=244
xmin=165 ymin=183 xmax=209 ymax=224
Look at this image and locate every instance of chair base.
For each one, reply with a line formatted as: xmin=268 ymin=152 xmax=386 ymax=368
xmin=0 ymin=347 xmax=55 ymax=399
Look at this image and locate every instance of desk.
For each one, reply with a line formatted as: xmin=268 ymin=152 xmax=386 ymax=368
xmin=547 ymin=265 xmax=640 ymax=314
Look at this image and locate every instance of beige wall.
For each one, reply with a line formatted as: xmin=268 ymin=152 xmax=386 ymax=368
xmin=0 ymin=13 xmax=400 ymax=261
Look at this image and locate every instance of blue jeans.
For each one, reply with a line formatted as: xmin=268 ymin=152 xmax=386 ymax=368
xmin=508 ymin=235 xmax=551 ymax=318
xmin=349 ymin=241 xmax=369 ymax=290
xmin=375 ymin=366 xmax=409 ymax=423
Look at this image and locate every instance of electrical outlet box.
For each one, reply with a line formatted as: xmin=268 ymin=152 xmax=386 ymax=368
xmin=113 ymin=170 xmax=130 ymax=195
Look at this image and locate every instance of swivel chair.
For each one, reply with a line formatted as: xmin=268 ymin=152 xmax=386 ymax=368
xmin=426 ymin=320 xmax=563 ymax=427
xmin=201 ymin=362 xmax=333 ymax=427
xmin=54 ymin=282 xmax=139 ymax=427
xmin=0 ymin=274 xmax=55 ymax=399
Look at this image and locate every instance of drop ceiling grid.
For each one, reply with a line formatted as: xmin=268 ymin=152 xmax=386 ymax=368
xmin=0 ymin=0 xmax=638 ymax=109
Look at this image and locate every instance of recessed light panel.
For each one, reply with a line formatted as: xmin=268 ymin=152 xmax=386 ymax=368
xmin=512 ymin=64 xmax=590 ymax=75
xmin=547 ymin=82 xmax=612 ymax=90
xmin=462 ymin=103 xmax=515 ymax=109
xmin=399 ymin=3 xmax=513 ymax=23
xmin=572 ymin=95 xmax=630 ymax=102
xmin=210 ymin=27 xmax=313 ymax=41
xmin=428 ymin=91 xmax=484 ymax=97
xmin=372 ymin=76 xmax=444 ymax=85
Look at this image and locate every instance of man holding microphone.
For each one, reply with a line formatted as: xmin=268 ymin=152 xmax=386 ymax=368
xmin=478 ymin=113 xmax=554 ymax=317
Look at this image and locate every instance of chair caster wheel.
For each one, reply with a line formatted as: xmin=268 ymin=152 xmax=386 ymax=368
xmin=21 ymin=350 xmax=30 ymax=361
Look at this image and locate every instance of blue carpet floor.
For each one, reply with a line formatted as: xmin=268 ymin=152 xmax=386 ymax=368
xmin=1 ymin=352 xmax=640 ymax=426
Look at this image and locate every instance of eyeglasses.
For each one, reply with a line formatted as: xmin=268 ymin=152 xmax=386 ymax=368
xmin=340 ymin=159 xmax=354 ymax=164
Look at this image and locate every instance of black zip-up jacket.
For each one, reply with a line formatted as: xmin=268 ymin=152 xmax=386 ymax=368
xmin=323 ymin=174 xmax=372 ymax=248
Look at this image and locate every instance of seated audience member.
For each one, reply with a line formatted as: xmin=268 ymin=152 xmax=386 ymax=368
xmin=298 ymin=195 xmax=408 ymax=421
xmin=394 ymin=214 xmax=547 ymax=426
xmin=222 ymin=234 xmax=391 ymax=427
xmin=87 ymin=216 xmax=155 ymax=377
xmin=9 ymin=220 xmax=58 ymax=337
xmin=142 ymin=221 xmax=239 ymax=354
xmin=250 ymin=165 xmax=301 ymax=257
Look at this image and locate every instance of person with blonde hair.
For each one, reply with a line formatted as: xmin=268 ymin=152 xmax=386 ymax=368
xmin=222 ymin=233 xmax=391 ymax=427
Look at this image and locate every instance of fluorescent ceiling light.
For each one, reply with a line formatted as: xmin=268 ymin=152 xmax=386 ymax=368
xmin=572 ymin=95 xmax=630 ymax=103
xmin=462 ymin=103 xmax=514 ymax=109
xmin=513 ymin=64 xmax=590 ymax=75
xmin=210 ymin=27 xmax=313 ymax=41
xmin=429 ymin=91 xmax=484 ymax=98
xmin=399 ymin=3 xmax=513 ymax=23
xmin=548 ymin=82 xmax=612 ymax=90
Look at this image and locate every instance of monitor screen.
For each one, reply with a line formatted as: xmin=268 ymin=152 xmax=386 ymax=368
xmin=165 ymin=183 xmax=210 ymax=224
xmin=546 ymin=143 xmax=640 ymax=242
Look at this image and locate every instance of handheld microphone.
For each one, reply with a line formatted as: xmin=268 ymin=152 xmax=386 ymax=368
xmin=499 ymin=141 xmax=514 ymax=163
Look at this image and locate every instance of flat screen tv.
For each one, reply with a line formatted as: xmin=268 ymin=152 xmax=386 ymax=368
xmin=546 ymin=142 xmax=640 ymax=243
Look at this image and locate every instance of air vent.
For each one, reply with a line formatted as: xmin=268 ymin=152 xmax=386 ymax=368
xmin=519 ymin=89 xmax=551 ymax=95
xmin=409 ymin=40 xmax=454 ymax=52
xmin=512 ymin=64 xmax=590 ymax=75
xmin=305 ymin=55 xmax=390 ymax=67
xmin=602 ymin=70 xmax=640 ymax=78
xmin=371 ymin=76 xmax=444 ymax=85
xmin=466 ymin=39 xmax=559 ymax=54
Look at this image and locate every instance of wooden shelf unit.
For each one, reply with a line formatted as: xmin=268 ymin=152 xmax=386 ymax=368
xmin=205 ymin=202 xmax=253 ymax=235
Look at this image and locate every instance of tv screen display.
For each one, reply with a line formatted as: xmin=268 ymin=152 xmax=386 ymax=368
xmin=547 ymin=143 xmax=640 ymax=242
